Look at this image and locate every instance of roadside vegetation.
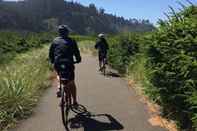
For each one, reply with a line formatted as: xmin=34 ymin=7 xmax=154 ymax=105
xmin=0 ymin=32 xmax=53 ymax=130
xmin=107 ymin=4 xmax=197 ymax=130
xmin=0 ymin=46 xmax=51 ymax=130
xmin=0 ymin=31 xmax=96 ymax=130
xmin=0 ymin=31 xmax=54 ymax=65
xmin=0 ymin=2 xmax=196 ymax=131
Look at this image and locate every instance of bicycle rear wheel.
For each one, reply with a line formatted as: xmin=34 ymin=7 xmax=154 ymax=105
xmin=60 ymin=84 xmax=70 ymax=129
xmin=60 ymin=86 xmax=66 ymax=126
xmin=102 ymin=59 xmax=106 ymax=76
xmin=103 ymin=66 xmax=106 ymax=76
xmin=71 ymin=104 xmax=87 ymax=115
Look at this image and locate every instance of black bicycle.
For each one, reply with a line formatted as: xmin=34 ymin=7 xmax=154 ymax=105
xmin=58 ymin=62 xmax=87 ymax=130
xmin=100 ymin=56 xmax=107 ymax=76
xmin=59 ymin=77 xmax=71 ymax=129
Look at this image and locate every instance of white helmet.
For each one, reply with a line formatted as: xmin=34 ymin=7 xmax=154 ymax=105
xmin=98 ymin=33 xmax=105 ymax=38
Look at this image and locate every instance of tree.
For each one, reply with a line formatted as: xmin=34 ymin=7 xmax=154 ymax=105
xmin=99 ymin=8 xmax=105 ymax=14
xmin=43 ymin=18 xmax=58 ymax=31
xmin=0 ymin=0 xmax=155 ymax=33
xmin=89 ymin=3 xmax=97 ymax=14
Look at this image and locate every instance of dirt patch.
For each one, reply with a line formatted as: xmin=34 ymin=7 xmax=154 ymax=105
xmin=48 ymin=71 xmax=57 ymax=80
xmin=128 ymin=79 xmax=178 ymax=131
xmin=145 ymin=99 xmax=178 ymax=131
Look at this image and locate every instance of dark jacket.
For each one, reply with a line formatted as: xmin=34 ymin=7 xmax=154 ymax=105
xmin=95 ymin=38 xmax=109 ymax=54
xmin=49 ymin=36 xmax=81 ymax=65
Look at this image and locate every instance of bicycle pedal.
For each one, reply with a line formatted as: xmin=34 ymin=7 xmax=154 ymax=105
xmin=56 ymin=91 xmax=61 ymax=98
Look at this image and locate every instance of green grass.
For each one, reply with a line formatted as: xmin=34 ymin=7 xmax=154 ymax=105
xmin=71 ymin=35 xmax=95 ymax=42
xmin=127 ymin=52 xmax=161 ymax=102
xmin=78 ymin=40 xmax=97 ymax=55
xmin=0 ymin=32 xmax=96 ymax=130
xmin=0 ymin=46 xmax=51 ymax=130
xmin=128 ymin=54 xmax=146 ymax=82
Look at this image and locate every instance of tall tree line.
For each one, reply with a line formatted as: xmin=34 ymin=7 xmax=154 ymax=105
xmin=0 ymin=0 xmax=155 ymax=34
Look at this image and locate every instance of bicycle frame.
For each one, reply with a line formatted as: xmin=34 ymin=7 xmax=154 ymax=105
xmin=60 ymin=78 xmax=71 ymax=129
xmin=101 ymin=57 xmax=107 ymax=75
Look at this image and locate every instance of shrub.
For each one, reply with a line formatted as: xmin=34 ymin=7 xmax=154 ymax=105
xmin=108 ymin=33 xmax=140 ymax=74
xmin=0 ymin=31 xmax=54 ymax=64
xmin=0 ymin=47 xmax=50 ymax=130
xmin=146 ymin=5 xmax=197 ymax=129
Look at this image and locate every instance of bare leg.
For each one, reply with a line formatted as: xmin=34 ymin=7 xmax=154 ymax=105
xmin=68 ymin=80 xmax=77 ymax=104
xmin=65 ymin=87 xmax=72 ymax=105
xmin=56 ymin=75 xmax=62 ymax=98
xmin=99 ymin=60 xmax=102 ymax=70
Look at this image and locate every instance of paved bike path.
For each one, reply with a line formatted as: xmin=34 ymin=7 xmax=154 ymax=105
xmin=10 ymin=55 xmax=167 ymax=131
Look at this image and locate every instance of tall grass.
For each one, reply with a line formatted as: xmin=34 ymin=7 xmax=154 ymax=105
xmin=0 ymin=32 xmax=95 ymax=130
xmin=78 ymin=40 xmax=97 ymax=55
xmin=71 ymin=35 xmax=95 ymax=42
xmin=0 ymin=46 xmax=51 ymax=130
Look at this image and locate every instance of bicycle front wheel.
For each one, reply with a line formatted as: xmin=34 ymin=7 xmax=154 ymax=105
xmin=61 ymin=88 xmax=66 ymax=126
xmin=102 ymin=59 xmax=106 ymax=76
xmin=61 ymin=88 xmax=72 ymax=130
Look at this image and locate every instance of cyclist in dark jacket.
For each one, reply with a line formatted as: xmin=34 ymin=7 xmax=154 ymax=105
xmin=49 ymin=25 xmax=81 ymax=105
xmin=95 ymin=33 xmax=109 ymax=70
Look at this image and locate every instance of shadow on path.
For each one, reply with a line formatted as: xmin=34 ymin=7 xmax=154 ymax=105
xmin=68 ymin=105 xmax=124 ymax=131
xmin=106 ymin=71 xmax=121 ymax=78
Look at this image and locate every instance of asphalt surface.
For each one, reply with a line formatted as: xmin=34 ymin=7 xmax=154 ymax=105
xmin=10 ymin=55 xmax=167 ymax=131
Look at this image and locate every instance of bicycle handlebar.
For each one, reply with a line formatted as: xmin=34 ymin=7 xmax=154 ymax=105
xmin=73 ymin=61 xmax=79 ymax=64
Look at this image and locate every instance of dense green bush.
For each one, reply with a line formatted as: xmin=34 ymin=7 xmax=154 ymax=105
xmin=107 ymin=5 xmax=197 ymax=130
xmin=108 ymin=33 xmax=140 ymax=74
xmin=0 ymin=31 xmax=54 ymax=64
xmin=147 ymin=5 xmax=197 ymax=129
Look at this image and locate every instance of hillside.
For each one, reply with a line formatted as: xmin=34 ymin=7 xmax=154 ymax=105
xmin=0 ymin=0 xmax=155 ymax=34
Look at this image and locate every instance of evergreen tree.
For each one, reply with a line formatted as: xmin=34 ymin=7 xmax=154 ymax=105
xmin=0 ymin=0 xmax=155 ymax=34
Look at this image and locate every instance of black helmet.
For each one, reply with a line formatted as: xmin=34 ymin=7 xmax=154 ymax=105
xmin=58 ymin=25 xmax=70 ymax=35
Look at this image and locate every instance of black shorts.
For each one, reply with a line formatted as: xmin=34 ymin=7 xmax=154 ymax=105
xmin=54 ymin=60 xmax=75 ymax=81
xmin=99 ymin=52 xmax=107 ymax=61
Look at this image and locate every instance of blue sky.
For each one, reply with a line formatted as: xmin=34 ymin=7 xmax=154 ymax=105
xmin=4 ymin=0 xmax=197 ymax=24
xmin=67 ymin=0 xmax=196 ymax=24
